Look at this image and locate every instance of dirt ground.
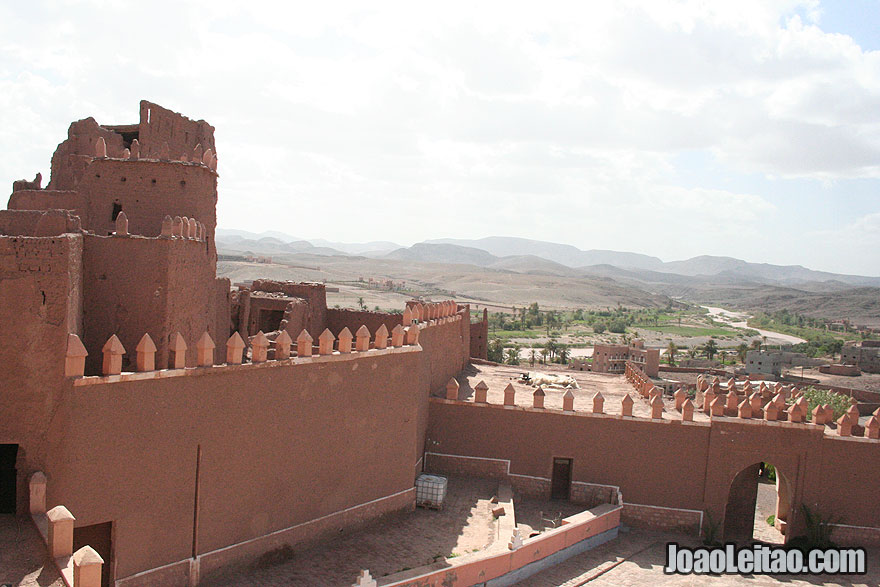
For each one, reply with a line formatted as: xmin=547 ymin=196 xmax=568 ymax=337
xmin=0 ymin=515 xmax=64 ymax=587
xmin=212 ymin=477 xmax=502 ymax=587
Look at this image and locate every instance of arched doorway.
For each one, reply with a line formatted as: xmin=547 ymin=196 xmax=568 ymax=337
xmin=723 ymin=462 xmax=791 ymax=543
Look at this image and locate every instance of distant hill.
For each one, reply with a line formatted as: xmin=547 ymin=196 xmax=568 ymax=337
xmin=424 ymin=236 xmax=664 ymax=270
xmin=384 ymin=243 xmax=498 ymax=266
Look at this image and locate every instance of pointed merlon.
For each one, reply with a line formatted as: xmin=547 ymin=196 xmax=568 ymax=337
xmin=65 ymin=333 xmax=88 ymax=377
xmin=563 ymin=389 xmax=575 ymax=412
xmin=318 ymin=328 xmax=335 ymax=355
xmin=446 ymin=378 xmax=459 ymax=400
xmin=681 ymin=398 xmax=694 ymax=422
xmin=135 ymin=333 xmax=157 ymax=372
xmin=709 ymin=395 xmax=724 ymax=418
xmin=161 ymin=215 xmax=174 ymax=238
xmin=737 ymin=399 xmax=752 ymax=419
xmin=474 ymin=380 xmax=489 ymax=404
xmin=95 ymin=137 xmax=107 ymax=158
xmin=865 ymin=416 xmax=879 ymax=440
xmin=297 ymin=329 xmax=313 ymax=357
xmin=47 ymin=505 xmax=75 ymax=559
xmin=621 ymin=393 xmax=634 ymax=417
xmin=402 ymin=306 xmax=413 ymax=325
xmin=837 ymin=413 xmax=853 ymax=437
xmin=355 ymin=325 xmax=371 ymax=352
xmin=337 ymin=327 xmax=353 ymax=353
xmin=405 ymin=324 xmax=420 ymax=345
xmin=130 ymin=138 xmax=140 ymax=160
xmin=650 ymin=395 xmax=664 ymax=419
xmin=169 ymin=332 xmax=187 ymax=369
xmin=122 ymin=147 xmax=131 ymax=160
xmin=173 ymin=216 xmax=183 ymax=237
xmin=275 ymin=330 xmax=292 ymax=360
xmin=193 ymin=143 xmax=203 ymax=163
xmin=787 ymin=402 xmax=804 ymax=424
xmin=391 ymin=324 xmax=405 ymax=347
xmin=251 ymin=331 xmax=269 ymax=363
xmin=102 ymin=334 xmax=126 ymax=375
xmin=765 ymin=401 xmax=779 ymax=421
xmin=673 ymin=388 xmax=687 ymax=411
xmin=196 ymin=332 xmax=215 ymax=367
xmin=592 ymin=391 xmax=605 ymax=414
xmin=503 ymin=383 xmax=516 ymax=406
xmin=533 ymin=386 xmax=545 ymax=409
xmin=374 ymin=323 xmax=389 ymax=350
xmin=114 ymin=211 xmax=129 ymax=236
xmin=226 ymin=332 xmax=246 ymax=364
xmin=202 ymin=148 xmax=213 ymax=166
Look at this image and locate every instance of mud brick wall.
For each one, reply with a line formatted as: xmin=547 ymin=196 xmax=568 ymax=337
xmin=0 ymin=234 xmax=82 ymax=508
xmin=47 ymin=347 xmax=423 ymax=580
xmin=622 ymin=504 xmax=703 ymax=535
xmin=326 ymin=308 xmax=403 ymax=338
xmin=82 ymin=234 xmax=225 ymax=372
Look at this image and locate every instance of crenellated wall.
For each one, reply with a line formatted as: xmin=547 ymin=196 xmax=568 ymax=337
xmin=426 ymin=378 xmax=880 ymax=545
xmin=47 ymin=344 xmax=423 ymax=582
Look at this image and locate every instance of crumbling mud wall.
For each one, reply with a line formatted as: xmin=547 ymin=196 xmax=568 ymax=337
xmin=326 ymin=308 xmax=403 ymax=337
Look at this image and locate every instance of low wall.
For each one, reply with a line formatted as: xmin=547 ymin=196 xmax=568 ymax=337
xmin=621 ymin=503 xmax=703 ymax=535
xmin=379 ymin=503 xmax=621 ymax=587
xmin=425 ymin=453 xmax=619 ymax=509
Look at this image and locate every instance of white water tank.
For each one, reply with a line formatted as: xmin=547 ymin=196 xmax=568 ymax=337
xmin=415 ymin=474 xmax=448 ymax=509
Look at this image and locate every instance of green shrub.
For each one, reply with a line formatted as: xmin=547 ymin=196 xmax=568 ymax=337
xmin=793 ymin=387 xmax=851 ymax=422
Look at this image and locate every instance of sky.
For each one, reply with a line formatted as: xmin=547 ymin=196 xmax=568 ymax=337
xmin=1 ymin=1 xmax=879 ymax=275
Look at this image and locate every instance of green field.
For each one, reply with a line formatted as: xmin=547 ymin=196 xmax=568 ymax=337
xmin=638 ymin=324 xmax=741 ymax=338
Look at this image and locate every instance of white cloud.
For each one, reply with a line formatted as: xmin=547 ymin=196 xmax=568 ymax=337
xmin=1 ymin=0 xmax=878 ymax=273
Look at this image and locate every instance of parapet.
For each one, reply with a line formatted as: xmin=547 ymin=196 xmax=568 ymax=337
xmin=0 ymin=209 xmax=81 ymax=237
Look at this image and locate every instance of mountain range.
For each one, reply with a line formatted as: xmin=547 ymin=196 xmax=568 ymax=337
xmin=215 ymin=229 xmax=880 ymax=325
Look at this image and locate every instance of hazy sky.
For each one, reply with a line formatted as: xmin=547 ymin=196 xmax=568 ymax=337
xmin=2 ymin=1 xmax=879 ymax=275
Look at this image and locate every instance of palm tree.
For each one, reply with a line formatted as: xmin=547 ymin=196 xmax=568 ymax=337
xmin=539 ymin=348 xmax=549 ymax=365
xmin=666 ymin=341 xmax=678 ymax=366
xmin=750 ymin=339 xmax=762 ymax=351
xmin=703 ymin=338 xmax=719 ymax=361
xmin=557 ymin=344 xmax=571 ymax=364
xmin=736 ymin=343 xmax=749 ymax=364
xmin=505 ymin=347 xmax=520 ymax=366
xmin=529 ymin=349 xmax=537 ymax=367
xmin=357 ymin=297 xmax=366 ymax=310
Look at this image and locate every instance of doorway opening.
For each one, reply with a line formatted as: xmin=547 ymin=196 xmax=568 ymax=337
xmin=724 ymin=462 xmax=790 ymax=544
xmin=550 ymin=457 xmax=572 ymax=500
xmin=0 ymin=444 xmax=18 ymax=514
xmin=74 ymin=521 xmax=113 ymax=587
xmin=258 ymin=309 xmax=284 ymax=333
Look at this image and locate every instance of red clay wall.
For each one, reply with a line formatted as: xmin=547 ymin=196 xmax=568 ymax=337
xmin=137 ymin=100 xmax=216 ymax=160
xmin=426 ymin=399 xmax=880 ymax=543
xmin=326 ymin=308 xmax=403 ymax=337
xmin=0 ymin=234 xmax=82 ymax=510
xmin=81 ymin=234 xmax=226 ymax=372
xmin=45 ymin=347 xmax=423 ymax=581
xmin=469 ymin=318 xmax=488 ymax=360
